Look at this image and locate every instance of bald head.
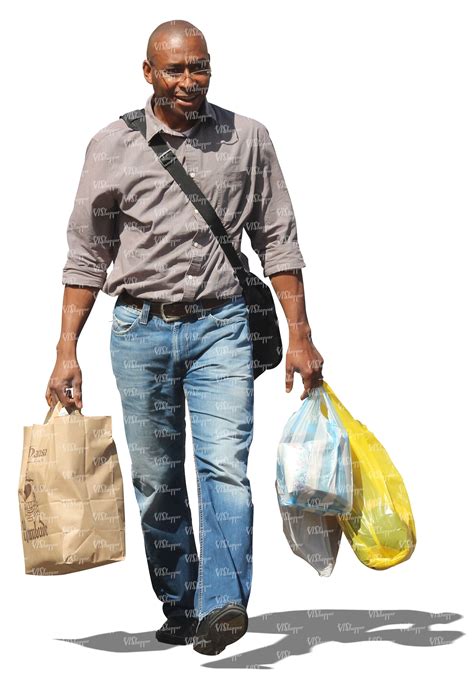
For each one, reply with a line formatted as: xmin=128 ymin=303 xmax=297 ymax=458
xmin=146 ymin=19 xmax=209 ymax=63
xmin=143 ymin=19 xmax=211 ymax=131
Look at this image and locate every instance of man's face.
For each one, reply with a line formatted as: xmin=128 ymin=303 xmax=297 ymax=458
xmin=143 ymin=34 xmax=211 ymax=125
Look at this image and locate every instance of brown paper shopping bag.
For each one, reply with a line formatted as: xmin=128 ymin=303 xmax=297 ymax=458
xmin=18 ymin=401 xmax=126 ymax=575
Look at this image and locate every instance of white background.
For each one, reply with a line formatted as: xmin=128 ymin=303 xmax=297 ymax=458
xmin=3 ymin=0 xmax=472 ymax=684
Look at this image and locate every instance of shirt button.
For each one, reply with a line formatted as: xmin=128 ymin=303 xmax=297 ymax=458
xmin=193 ymin=242 xmax=199 ymax=247
xmin=194 ymin=209 xmax=199 ymax=214
xmin=189 ymin=172 xmax=196 ymax=178
xmin=187 ymin=275 xmax=193 ymax=280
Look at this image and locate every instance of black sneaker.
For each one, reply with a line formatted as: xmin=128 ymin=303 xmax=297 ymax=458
xmin=155 ymin=615 xmax=199 ymax=645
xmin=193 ymin=603 xmax=248 ymax=656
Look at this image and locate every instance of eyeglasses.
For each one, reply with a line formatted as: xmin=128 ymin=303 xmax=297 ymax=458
xmin=148 ymin=61 xmax=211 ymax=81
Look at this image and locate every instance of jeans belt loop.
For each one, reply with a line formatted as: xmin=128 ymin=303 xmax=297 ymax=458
xmin=139 ymin=301 xmax=151 ymax=324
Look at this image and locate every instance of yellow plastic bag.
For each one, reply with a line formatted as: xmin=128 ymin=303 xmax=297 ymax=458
xmin=322 ymin=381 xmax=416 ymax=570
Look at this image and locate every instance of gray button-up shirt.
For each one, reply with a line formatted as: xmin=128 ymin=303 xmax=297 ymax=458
xmin=62 ymin=94 xmax=307 ymax=301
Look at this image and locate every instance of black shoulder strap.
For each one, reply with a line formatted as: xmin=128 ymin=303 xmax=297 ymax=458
xmin=119 ymin=109 xmax=248 ymax=288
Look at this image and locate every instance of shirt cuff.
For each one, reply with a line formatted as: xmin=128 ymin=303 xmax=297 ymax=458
xmin=263 ymin=258 xmax=306 ymax=278
xmin=62 ymin=269 xmax=106 ymax=289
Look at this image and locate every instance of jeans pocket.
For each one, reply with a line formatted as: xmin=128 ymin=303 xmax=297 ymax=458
xmin=112 ymin=304 xmax=142 ymax=335
xmin=208 ymin=297 xmax=248 ymax=325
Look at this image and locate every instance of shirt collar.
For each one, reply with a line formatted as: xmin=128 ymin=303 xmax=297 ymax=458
xmin=145 ymin=93 xmax=217 ymax=142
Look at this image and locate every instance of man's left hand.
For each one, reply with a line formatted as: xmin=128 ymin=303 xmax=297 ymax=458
xmin=285 ymin=335 xmax=324 ymax=400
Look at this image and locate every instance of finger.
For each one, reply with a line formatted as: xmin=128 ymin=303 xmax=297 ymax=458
xmin=73 ymin=381 xmax=83 ymax=409
xmin=300 ymin=379 xmax=313 ymax=400
xmin=63 ymin=386 xmax=77 ymax=408
xmin=55 ymin=387 xmax=74 ymax=409
xmin=285 ymin=367 xmax=294 ymax=393
xmin=45 ymin=386 xmax=53 ymax=408
xmin=50 ymin=390 xmax=60 ymax=409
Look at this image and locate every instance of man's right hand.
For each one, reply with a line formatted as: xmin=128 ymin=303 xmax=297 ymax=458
xmin=46 ymin=354 xmax=83 ymax=410
xmin=47 ymin=284 xmax=99 ymax=411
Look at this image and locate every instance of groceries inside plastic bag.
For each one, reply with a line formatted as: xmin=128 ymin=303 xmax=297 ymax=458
xmin=322 ymin=381 xmax=416 ymax=570
xmin=276 ymin=386 xmax=353 ymax=515
xmin=276 ymin=483 xmax=343 ymax=576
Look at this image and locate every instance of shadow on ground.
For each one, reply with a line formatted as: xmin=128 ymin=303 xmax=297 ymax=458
xmin=55 ymin=609 xmax=464 ymax=669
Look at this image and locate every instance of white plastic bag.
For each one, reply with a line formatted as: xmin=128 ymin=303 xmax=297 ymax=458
xmin=276 ymin=386 xmax=353 ymax=515
xmin=276 ymin=483 xmax=343 ymax=576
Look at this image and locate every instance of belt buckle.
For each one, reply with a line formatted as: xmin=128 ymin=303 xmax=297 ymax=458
xmin=159 ymin=302 xmax=182 ymax=323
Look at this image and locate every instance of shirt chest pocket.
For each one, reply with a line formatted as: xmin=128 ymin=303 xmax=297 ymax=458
xmin=215 ymin=171 xmax=249 ymax=225
xmin=192 ymin=170 xmax=248 ymax=224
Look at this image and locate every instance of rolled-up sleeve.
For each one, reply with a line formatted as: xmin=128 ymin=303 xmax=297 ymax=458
xmin=62 ymin=135 xmax=119 ymax=289
xmin=244 ymin=125 xmax=306 ymax=278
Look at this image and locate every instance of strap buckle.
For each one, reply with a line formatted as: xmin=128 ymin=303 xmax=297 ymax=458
xmin=158 ymin=149 xmax=177 ymax=168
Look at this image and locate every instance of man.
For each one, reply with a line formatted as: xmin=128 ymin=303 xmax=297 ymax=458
xmin=46 ymin=19 xmax=324 ymax=656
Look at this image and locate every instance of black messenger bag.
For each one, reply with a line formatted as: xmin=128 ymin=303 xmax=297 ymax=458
xmin=120 ymin=108 xmax=284 ymax=380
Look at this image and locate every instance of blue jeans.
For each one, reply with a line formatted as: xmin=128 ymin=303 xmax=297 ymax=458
xmin=110 ymin=294 xmax=255 ymax=622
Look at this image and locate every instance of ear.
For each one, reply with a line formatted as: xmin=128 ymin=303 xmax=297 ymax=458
xmin=142 ymin=59 xmax=153 ymax=85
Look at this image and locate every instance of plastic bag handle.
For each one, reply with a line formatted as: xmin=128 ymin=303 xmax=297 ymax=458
xmin=319 ymin=391 xmax=329 ymax=419
xmin=308 ymin=386 xmax=329 ymax=419
xmin=310 ymin=386 xmax=336 ymax=421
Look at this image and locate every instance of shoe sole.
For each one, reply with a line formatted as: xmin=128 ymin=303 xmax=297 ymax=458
xmin=155 ymin=631 xmax=195 ymax=645
xmin=193 ymin=604 xmax=248 ymax=656
xmin=155 ymin=622 xmax=198 ymax=645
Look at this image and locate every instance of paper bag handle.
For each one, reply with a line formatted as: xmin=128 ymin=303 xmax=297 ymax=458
xmin=44 ymin=400 xmax=83 ymax=424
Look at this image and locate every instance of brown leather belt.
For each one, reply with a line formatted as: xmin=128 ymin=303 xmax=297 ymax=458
xmin=118 ymin=291 xmax=232 ymax=322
